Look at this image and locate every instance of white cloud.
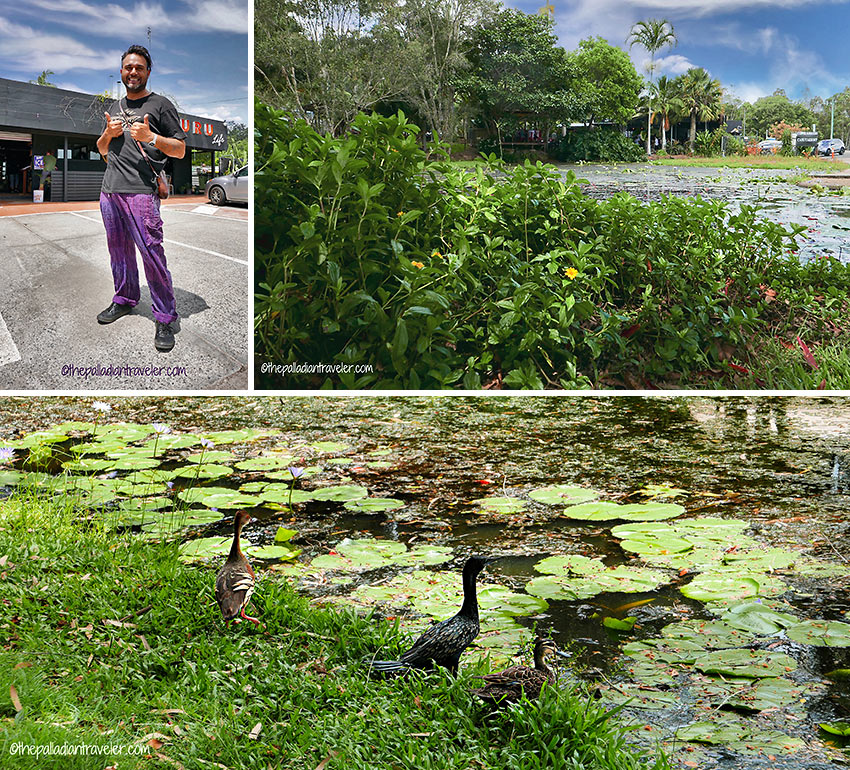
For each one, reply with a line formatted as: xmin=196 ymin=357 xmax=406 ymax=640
xmin=18 ymin=0 xmax=248 ymax=38
xmin=0 ymin=17 xmax=120 ymax=73
xmin=653 ymin=54 xmax=695 ymax=75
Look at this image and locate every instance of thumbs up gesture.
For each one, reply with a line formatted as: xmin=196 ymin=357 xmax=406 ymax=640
xmin=130 ymin=114 xmax=155 ymax=143
xmin=104 ymin=111 xmax=123 ymax=138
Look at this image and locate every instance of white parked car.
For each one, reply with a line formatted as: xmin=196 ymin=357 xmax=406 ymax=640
xmin=758 ymin=139 xmax=782 ymax=154
xmin=205 ymin=165 xmax=249 ymax=205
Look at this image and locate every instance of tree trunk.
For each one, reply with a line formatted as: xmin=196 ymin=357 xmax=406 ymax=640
xmin=646 ymin=107 xmax=651 ymax=155
xmin=689 ymin=113 xmax=696 ymax=153
xmin=661 ymin=114 xmax=667 ymax=149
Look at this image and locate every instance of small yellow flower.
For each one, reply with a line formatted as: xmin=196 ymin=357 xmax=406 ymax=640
xmin=397 ymin=211 xmax=404 ymax=217
xmin=431 ymin=250 xmax=443 ymax=259
xmin=411 ymin=261 xmax=425 ymax=269
xmin=565 ymin=267 xmax=579 ymax=280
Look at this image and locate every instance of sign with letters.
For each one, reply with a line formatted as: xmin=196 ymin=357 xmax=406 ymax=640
xmin=177 ymin=113 xmax=228 ymax=151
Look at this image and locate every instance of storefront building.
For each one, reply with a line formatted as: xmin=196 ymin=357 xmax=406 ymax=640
xmin=0 ymin=78 xmax=228 ymax=201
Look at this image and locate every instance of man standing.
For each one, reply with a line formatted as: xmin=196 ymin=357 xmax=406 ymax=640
xmin=96 ymin=44 xmax=187 ymax=352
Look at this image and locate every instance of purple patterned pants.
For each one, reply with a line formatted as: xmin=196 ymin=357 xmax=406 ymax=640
xmin=100 ymin=192 xmax=178 ymax=323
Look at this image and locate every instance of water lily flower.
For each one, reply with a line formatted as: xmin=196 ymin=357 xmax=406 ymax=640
xmin=92 ymin=401 xmax=112 ymax=413
xmin=152 ymin=423 xmax=171 ymax=436
xmin=0 ymin=447 xmax=15 ymax=463
xmin=199 ymin=438 xmax=215 ymax=449
xmin=166 ymin=481 xmax=175 ymax=490
xmin=106 ymin=471 xmax=118 ymax=479
xmin=288 ymin=467 xmax=305 ymax=479
xmin=565 ymin=267 xmax=579 ymax=280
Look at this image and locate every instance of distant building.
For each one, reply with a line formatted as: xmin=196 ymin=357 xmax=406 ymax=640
xmin=0 ymin=77 xmax=228 ymax=201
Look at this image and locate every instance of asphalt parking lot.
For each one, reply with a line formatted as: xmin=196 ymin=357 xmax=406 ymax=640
xmin=0 ymin=200 xmax=249 ymax=390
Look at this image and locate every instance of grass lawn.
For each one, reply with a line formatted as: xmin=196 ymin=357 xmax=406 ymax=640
xmin=650 ymin=155 xmax=847 ymax=171
xmin=0 ymin=491 xmax=669 ymax=770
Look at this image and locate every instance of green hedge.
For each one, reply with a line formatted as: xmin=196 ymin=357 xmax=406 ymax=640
xmin=254 ymin=103 xmax=850 ymax=389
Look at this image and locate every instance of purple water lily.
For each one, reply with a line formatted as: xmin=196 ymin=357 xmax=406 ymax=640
xmin=288 ymin=466 xmax=305 ymax=479
xmin=0 ymin=447 xmax=15 ymax=463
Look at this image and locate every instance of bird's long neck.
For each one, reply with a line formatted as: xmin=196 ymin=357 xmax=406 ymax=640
xmin=228 ymin=518 xmax=244 ymax=561
xmin=458 ymin=567 xmax=480 ymax=619
xmin=534 ymin=647 xmax=551 ymax=674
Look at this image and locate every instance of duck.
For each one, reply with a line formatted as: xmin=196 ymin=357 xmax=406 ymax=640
xmin=215 ymin=510 xmax=261 ymax=627
xmin=471 ymin=637 xmax=568 ymax=705
xmin=369 ymin=555 xmax=495 ymax=676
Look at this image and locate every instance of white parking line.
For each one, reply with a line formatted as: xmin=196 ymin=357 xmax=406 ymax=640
xmin=0 ymin=311 xmax=21 ymax=367
xmin=162 ymin=238 xmax=249 ymax=266
xmin=64 ymin=211 xmax=249 ymax=266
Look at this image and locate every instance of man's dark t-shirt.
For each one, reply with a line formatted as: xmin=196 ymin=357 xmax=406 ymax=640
xmin=101 ymin=92 xmax=187 ymax=194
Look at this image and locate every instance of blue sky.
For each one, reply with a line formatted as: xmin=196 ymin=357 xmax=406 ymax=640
xmin=511 ymin=0 xmax=850 ymax=102
xmin=0 ymin=0 xmax=249 ymax=124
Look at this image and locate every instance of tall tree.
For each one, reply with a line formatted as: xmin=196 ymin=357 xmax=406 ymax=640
xmin=567 ymin=37 xmax=642 ymax=126
xmin=676 ymin=68 xmax=722 ymax=152
xmin=382 ymin=0 xmax=496 ymax=144
xmin=651 ymin=75 xmax=682 ymax=149
xmin=255 ymin=0 xmax=408 ymax=134
xmin=627 ymin=18 xmax=676 ymax=154
xmin=746 ymin=92 xmax=816 ymax=139
xmin=458 ymin=9 xmax=572 ymax=139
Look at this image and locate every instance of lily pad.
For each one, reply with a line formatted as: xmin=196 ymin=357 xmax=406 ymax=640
xmin=311 ymin=441 xmax=350 ymax=453
xmin=709 ymin=600 xmax=799 ymax=635
xmin=311 ymin=538 xmax=452 ymax=572
xmin=820 ymin=722 xmax=850 ymax=736
xmin=694 ymin=648 xmax=797 ymax=678
xmin=310 ymin=485 xmax=369 ymax=502
xmin=533 ymin=554 xmax=605 ymax=576
xmin=526 ymin=565 xmax=670 ymax=601
xmin=178 ymin=536 xmax=232 ymax=561
xmin=528 ymin=485 xmax=600 ymax=506
xmin=248 ymin=544 xmax=301 ymax=560
xmin=696 ymin=675 xmax=817 ymax=712
xmin=603 ymin=616 xmax=637 ymax=631
xmin=235 ymin=456 xmax=296 ymax=471
xmin=785 ymin=619 xmax=850 ymax=647
xmin=202 ymin=428 xmax=275 ymax=444
xmin=184 ymin=450 xmax=237 ymax=464
xmin=343 ymin=498 xmax=406 ymax=513
xmin=171 ymin=464 xmax=234 ymax=481
xmin=177 ymin=486 xmax=260 ymax=509
xmin=681 ymin=571 xmax=787 ymax=602
xmin=562 ymin=501 xmax=685 ymax=522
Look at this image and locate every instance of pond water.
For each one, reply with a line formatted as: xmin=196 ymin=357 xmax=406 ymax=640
xmin=2 ymin=395 xmax=850 ymax=769
xmin=563 ymin=163 xmax=850 ymax=264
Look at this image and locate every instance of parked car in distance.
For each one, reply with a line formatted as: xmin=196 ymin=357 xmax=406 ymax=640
xmin=205 ymin=165 xmax=249 ymax=205
xmin=817 ymin=138 xmax=845 ymax=156
xmin=758 ymin=138 xmax=782 ymax=154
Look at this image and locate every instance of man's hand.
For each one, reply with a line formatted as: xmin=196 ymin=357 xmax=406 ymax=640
xmin=104 ymin=112 xmax=123 ymax=138
xmin=129 ymin=114 xmax=155 ymax=144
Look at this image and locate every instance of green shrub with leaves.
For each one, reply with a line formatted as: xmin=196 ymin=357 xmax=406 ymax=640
xmin=255 ymin=103 xmax=850 ymax=389
xmin=550 ymin=127 xmax=646 ymax=163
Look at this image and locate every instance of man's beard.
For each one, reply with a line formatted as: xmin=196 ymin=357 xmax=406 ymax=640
xmin=123 ymin=76 xmax=147 ymax=94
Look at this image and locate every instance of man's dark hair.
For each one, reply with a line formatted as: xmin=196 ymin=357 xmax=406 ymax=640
xmin=121 ymin=45 xmax=152 ymax=70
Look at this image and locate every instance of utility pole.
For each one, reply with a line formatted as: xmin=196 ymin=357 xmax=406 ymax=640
xmin=830 ymin=96 xmax=835 ymax=140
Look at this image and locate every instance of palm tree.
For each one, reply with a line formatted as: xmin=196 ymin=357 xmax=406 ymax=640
xmin=627 ymin=19 xmax=677 ymax=155
xmin=652 ymin=75 xmax=682 ymax=150
xmin=678 ymin=68 xmax=723 ymax=153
